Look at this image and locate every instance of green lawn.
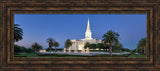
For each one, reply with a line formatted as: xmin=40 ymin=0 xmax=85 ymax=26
xmin=14 ymin=52 xmax=146 ymax=57
xmin=14 ymin=52 xmax=130 ymax=57
xmin=14 ymin=53 xmax=38 ymax=57
xmin=129 ymin=54 xmax=146 ymax=57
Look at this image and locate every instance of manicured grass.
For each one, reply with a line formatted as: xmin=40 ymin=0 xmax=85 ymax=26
xmin=14 ymin=53 xmax=39 ymax=57
xmin=14 ymin=53 xmax=147 ymax=57
xmin=91 ymin=54 xmax=130 ymax=57
xmin=15 ymin=52 xmax=146 ymax=57
xmin=14 ymin=55 xmax=27 ymax=57
xmin=14 ymin=52 xmax=131 ymax=57
xmin=129 ymin=54 xmax=146 ymax=57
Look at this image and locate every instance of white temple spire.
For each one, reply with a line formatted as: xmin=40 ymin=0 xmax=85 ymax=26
xmin=87 ymin=18 xmax=90 ymax=31
xmin=85 ymin=18 xmax=92 ymax=39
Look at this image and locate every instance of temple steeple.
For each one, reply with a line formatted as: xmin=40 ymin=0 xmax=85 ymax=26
xmin=87 ymin=18 xmax=91 ymax=31
xmin=85 ymin=18 xmax=92 ymax=39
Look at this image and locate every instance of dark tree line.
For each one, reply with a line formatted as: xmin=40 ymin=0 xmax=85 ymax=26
xmin=84 ymin=42 xmax=130 ymax=52
xmin=131 ymin=38 xmax=146 ymax=55
xmin=14 ymin=45 xmax=34 ymax=53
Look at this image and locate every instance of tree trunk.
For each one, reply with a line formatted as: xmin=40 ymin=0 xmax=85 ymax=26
xmin=144 ymin=46 xmax=146 ymax=54
xmin=49 ymin=47 xmax=51 ymax=55
xmin=109 ymin=43 xmax=112 ymax=56
xmin=55 ymin=47 xmax=56 ymax=52
xmin=141 ymin=49 xmax=142 ymax=55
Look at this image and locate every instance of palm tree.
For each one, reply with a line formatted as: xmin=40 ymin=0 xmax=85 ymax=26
xmin=31 ymin=42 xmax=42 ymax=52
xmin=46 ymin=38 xmax=55 ymax=54
xmin=53 ymin=41 xmax=59 ymax=52
xmin=65 ymin=39 xmax=72 ymax=50
xmin=137 ymin=38 xmax=146 ymax=54
xmin=14 ymin=24 xmax=23 ymax=42
xmin=102 ymin=30 xmax=120 ymax=56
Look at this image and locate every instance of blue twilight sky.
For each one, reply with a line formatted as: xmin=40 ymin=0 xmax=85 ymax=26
xmin=14 ymin=14 xmax=146 ymax=50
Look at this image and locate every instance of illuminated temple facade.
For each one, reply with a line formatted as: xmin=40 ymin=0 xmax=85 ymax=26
xmin=70 ymin=18 xmax=102 ymax=50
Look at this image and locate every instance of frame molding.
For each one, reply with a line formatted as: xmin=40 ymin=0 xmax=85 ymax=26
xmin=0 ymin=0 xmax=159 ymax=70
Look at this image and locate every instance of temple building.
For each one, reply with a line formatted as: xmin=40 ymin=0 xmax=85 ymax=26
xmin=70 ymin=18 xmax=102 ymax=50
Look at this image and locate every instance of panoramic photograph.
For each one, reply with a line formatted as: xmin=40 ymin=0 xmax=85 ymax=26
xmin=14 ymin=14 xmax=147 ymax=57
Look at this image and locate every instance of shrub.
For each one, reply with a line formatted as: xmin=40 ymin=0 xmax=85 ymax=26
xmin=14 ymin=45 xmax=27 ymax=53
xmin=130 ymin=51 xmax=135 ymax=55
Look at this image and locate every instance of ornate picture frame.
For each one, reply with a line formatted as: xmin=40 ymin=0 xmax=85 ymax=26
xmin=0 ymin=0 xmax=159 ymax=70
